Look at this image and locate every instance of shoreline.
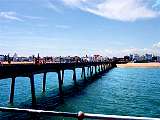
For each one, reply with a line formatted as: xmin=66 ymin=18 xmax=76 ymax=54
xmin=117 ymin=62 xmax=160 ymax=68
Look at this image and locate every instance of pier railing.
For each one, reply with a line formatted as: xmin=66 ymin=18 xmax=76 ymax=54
xmin=0 ymin=107 xmax=159 ymax=120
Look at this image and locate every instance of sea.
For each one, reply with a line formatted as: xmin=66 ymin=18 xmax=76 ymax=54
xmin=0 ymin=67 xmax=160 ymax=119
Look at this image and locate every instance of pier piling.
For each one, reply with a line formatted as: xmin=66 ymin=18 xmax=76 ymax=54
xmin=43 ymin=72 xmax=47 ymax=92
xmin=73 ymin=68 xmax=77 ymax=85
xmin=98 ymin=65 xmax=100 ymax=72
xmin=81 ymin=68 xmax=84 ymax=78
xmin=87 ymin=67 xmax=89 ymax=76
xmin=9 ymin=77 xmax=16 ymax=104
xmin=82 ymin=67 xmax=86 ymax=80
xmin=57 ymin=71 xmax=63 ymax=96
xmin=90 ymin=66 xmax=92 ymax=77
xmin=61 ymin=70 xmax=64 ymax=85
xmin=95 ymin=66 xmax=97 ymax=75
xmin=29 ymin=74 xmax=36 ymax=107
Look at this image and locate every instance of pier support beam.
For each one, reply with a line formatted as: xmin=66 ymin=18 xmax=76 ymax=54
xmin=9 ymin=77 xmax=16 ymax=104
xmin=29 ymin=74 xmax=36 ymax=107
xmin=108 ymin=63 xmax=110 ymax=69
xmin=61 ymin=70 xmax=64 ymax=85
xmin=81 ymin=67 xmax=84 ymax=78
xmin=103 ymin=64 xmax=105 ymax=71
xmin=83 ymin=67 xmax=86 ymax=80
xmin=43 ymin=72 xmax=47 ymax=92
xmin=95 ymin=66 xmax=97 ymax=75
xmin=104 ymin=64 xmax=107 ymax=70
xmin=73 ymin=68 xmax=77 ymax=85
xmin=98 ymin=65 xmax=100 ymax=73
xmin=102 ymin=64 xmax=104 ymax=71
xmin=81 ymin=67 xmax=86 ymax=80
xmin=87 ymin=67 xmax=89 ymax=76
xmin=90 ymin=66 xmax=92 ymax=77
xmin=101 ymin=64 xmax=103 ymax=72
xmin=57 ymin=71 xmax=63 ymax=96
xmin=90 ymin=66 xmax=92 ymax=76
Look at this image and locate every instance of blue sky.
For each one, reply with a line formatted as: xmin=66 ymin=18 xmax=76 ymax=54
xmin=0 ymin=0 xmax=160 ymax=57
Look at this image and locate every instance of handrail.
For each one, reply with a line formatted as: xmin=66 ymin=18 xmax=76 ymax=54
xmin=0 ymin=107 xmax=159 ymax=120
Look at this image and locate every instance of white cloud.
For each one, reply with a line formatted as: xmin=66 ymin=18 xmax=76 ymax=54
xmin=153 ymin=42 xmax=160 ymax=48
xmin=47 ymin=0 xmax=62 ymax=13
xmin=105 ymin=49 xmax=113 ymax=54
xmin=121 ymin=48 xmax=153 ymax=55
xmin=55 ymin=25 xmax=70 ymax=29
xmin=80 ymin=47 xmax=156 ymax=58
xmin=62 ymin=0 xmax=87 ymax=6
xmin=103 ymin=46 xmax=159 ymax=57
xmin=61 ymin=0 xmax=160 ymax=21
xmin=0 ymin=11 xmax=23 ymax=21
xmin=152 ymin=0 xmax=160 ymax=8
xmin=84 ymin=0 xmax=158 ymax=22
xmin=0 ymin=11 xmax=43 ymax=22
xmin=23 ymin=15 xmax=43 ymax=20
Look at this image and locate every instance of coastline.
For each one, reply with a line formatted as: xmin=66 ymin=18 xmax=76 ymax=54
xmin=117 ymin=62 xmax=160 ymax=68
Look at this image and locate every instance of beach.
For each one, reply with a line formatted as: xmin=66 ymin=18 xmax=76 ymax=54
xmin=117 ymin=62 xmax=160 ymax=67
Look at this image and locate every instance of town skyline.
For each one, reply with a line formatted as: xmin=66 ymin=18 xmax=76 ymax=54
xmin=1 ymin=51 xmax=160 ymax=58
xmin=0 ymin=0 xmax=160 ymax=57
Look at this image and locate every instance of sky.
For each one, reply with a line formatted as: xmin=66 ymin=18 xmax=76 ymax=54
xmin=0 ymin=0 xmax=160 ymax=57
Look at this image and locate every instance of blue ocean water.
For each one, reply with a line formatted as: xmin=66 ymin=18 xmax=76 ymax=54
xmin=0 ymin=67 xmax=160 ymax=119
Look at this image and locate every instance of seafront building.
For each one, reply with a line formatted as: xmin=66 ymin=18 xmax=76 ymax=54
xmin=0 ymin=53 xmax=110 ymax=64
xmin=0 ymin=55 xmax=4 ymax=61
xmin=145 ymin=54 xmax=152 ymax=61
xmin=157 ymin=56 xmax=160 ymax=62
xmin=1 ymin=52 xmax=160 ymax=63
xmin=128 ymin=53 xmax=160 ymax=62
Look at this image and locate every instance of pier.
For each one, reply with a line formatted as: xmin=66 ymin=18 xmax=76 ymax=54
xmin=0 ymin=61 xmax=116 ymax=107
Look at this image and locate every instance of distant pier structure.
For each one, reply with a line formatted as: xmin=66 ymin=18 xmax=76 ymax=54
xmin=0 ymin=62 xmax=116 ymax=107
